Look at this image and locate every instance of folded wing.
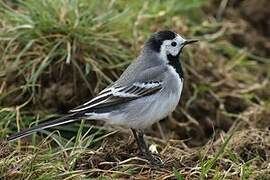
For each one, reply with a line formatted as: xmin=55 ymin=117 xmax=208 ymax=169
xmin=69 ymin=81 xmax=162 ymax=113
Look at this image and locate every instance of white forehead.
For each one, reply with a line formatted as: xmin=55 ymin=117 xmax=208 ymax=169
xmin=175 ymin=34 xmax=186 ymax=43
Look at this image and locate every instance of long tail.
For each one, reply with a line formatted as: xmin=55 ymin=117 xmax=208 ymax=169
xmin=7 ymin=113 xmax=83 ymax=142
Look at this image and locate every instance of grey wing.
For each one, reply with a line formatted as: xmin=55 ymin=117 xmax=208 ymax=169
xmin=115 ymin=64 xmax=168 ymax=86
xmin=69 ymin=81 xmax=162 ymax=113
xmin=69 ymin=64 xmax=167 ymax=113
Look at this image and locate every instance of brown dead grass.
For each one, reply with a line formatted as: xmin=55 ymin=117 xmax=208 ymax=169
xmin=229 ymin=129 xmax=270 ymax=165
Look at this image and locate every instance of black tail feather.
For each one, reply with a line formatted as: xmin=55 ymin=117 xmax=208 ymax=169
xmin=7 ymin=114 xmax=82 ymax=142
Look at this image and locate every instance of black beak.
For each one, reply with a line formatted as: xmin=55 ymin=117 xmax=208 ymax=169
xmin=183 ymin=39 xmax=198 ymax=46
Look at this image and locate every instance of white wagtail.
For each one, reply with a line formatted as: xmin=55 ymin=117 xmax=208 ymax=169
xmin=7 ymin=30 xmax=197 ymax=164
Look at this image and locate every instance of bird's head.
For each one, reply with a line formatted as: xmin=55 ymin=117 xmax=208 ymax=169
xmin=145 ymin=30 xmax=198 ymax=61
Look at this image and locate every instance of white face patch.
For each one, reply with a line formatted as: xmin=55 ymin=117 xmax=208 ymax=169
xmin=159 ymin=34 xmax=186 ymax=62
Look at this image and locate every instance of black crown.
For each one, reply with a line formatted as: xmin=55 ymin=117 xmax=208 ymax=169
xmin=146 ymin=31 xmax=176 ymax=52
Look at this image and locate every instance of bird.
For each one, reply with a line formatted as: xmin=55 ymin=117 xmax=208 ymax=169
xmin=6 ymin=30 xmax=197 ymax=165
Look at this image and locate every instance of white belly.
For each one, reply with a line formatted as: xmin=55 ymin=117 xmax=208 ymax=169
xmin=136 ymin=88 xmax=182 ymax=128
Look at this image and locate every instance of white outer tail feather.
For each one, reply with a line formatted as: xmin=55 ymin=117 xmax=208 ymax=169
xmin=7 ymin=116 xmax=80 ymax=142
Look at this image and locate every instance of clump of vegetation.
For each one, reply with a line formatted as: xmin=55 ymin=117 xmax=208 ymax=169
xmin=0 ymin=0 xmax=134 ymax=108
xmin=0 ymin=0 xmax=270 ymax=179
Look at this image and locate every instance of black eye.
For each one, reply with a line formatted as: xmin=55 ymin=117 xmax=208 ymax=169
xmin=171 ymin=41 xmax=177 ymax=47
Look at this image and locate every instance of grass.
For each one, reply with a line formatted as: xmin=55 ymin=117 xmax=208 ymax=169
xmin=1 ymin=0 xmax=270 ymax=179
xmin=0 ymin=0 xmax=134 ymax=103
xmin=199 ymin=132 xmax=234 ymax=179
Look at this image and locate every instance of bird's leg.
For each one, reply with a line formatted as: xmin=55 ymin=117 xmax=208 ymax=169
xmin=137 ymin=130 xmax=153 ymax=157
xmin=131 ymin=129 xmax=162 ymax=165
xmin=137 ymin=130 xmax=162 ymax=165
xmin=131 ymin=128 xmax=145 ymax=155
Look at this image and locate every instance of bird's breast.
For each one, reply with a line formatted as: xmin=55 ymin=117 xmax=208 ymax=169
xmin=166 ymin=65 xmax=183 ymax=92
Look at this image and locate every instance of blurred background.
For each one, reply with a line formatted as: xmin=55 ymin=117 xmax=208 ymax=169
xmin=0 ymin=0 xmax=269 ymax=179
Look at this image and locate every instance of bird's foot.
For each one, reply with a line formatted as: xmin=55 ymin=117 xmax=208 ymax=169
xmin=148 ymin=154 xmax=163 ymax=166
xmin=140 ymin=152 xmax=163 ymax=166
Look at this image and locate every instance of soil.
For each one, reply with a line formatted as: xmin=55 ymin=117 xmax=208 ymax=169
xmin=207 ymin=0 xmax=270 ymax=57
